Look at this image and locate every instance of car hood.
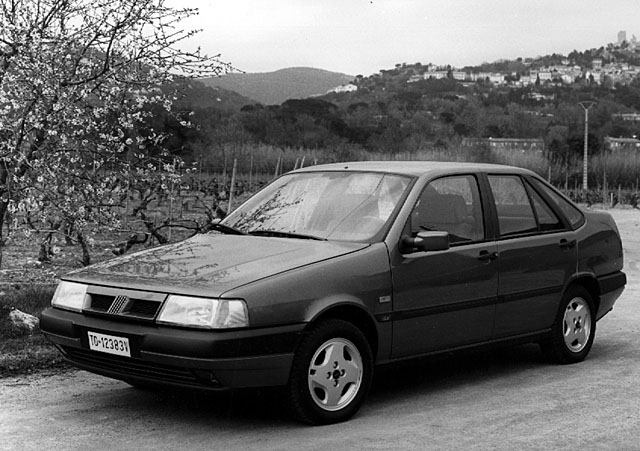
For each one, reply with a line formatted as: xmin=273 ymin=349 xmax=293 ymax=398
xmin=64 ymin=234 xmax=368 ymax=296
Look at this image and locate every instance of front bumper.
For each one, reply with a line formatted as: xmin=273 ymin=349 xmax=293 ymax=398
xmin=40 ymin=307 xmax=305 ymax=390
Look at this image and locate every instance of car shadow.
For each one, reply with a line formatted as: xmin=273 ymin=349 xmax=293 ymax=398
xmin=107 ymin=337 xmax=632 ymax=427
xmin=122 ymin=383 xmax=292 ymax=426
xmin=369 ymin=343 xmax=546 ymax=401
xmin=118 ymin=343 xmax=546 ymax=426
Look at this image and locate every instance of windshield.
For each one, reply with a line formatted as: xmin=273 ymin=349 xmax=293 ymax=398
xmin=222 ymin=171 xmax=412 ymax=241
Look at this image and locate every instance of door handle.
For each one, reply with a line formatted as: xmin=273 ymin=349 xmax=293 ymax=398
xmin=478 ymin=250 xmax=498 ymax=262
xmin=559 ymin=239 xmax=576 ymax=250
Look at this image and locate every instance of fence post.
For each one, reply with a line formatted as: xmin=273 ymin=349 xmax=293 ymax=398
xmin=228 ymin=159 xmax=238 ymax=214
xmin=618 ymin=185 xmax=621 ymax=207
xmin=249 ymin=154 xmax=253 ymax=192
xmin=274 ymin=154 xmax=282 ymax=179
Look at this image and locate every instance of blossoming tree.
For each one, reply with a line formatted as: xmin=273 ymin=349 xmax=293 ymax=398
xmin=0 ymin=0 xmax=230 ymax=266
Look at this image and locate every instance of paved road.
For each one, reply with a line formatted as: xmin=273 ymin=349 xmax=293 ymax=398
xmin=2 ymin=209 xmax=639 ymax=451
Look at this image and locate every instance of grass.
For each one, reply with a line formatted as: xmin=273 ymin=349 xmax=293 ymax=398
xmin=0 ymin=284 xmax=57 ymax=318
xmin=0 ymin=284 xmax=67 ymax=377
xmin=0 ymin=334 xmax=66 ymax=377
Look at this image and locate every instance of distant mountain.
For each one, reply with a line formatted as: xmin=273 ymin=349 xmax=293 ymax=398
xmin=199 ymin=67 xmax=354 ymax=105
xmin=170 ymin=79 xmax=255 ymax=112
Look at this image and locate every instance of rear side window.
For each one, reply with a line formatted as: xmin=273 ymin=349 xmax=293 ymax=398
xmin=529 ymin=178 xmax=584 ymax=228
xmin=488 ymin=175 xmax=537 ymax=236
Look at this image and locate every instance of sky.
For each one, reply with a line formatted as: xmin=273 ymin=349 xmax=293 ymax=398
xmin=176 ymin=0 xmax=639 ymax=76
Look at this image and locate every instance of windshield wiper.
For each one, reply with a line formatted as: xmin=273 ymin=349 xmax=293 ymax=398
xmin=209 ymin=221 xmax=247 ymax=235
xmin=248 ymin=230 xmax=327 ymax=241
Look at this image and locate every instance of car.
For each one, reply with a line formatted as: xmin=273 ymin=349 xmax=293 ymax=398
xmin=41 ymin=161 xmax=626 ymax=424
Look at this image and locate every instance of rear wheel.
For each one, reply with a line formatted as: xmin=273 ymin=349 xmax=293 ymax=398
xmin=541 ymin=285 xmax=595 ymax=364
xmin=287 ymin=319 xmax=373 ymax=425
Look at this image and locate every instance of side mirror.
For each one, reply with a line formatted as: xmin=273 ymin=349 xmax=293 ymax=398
xmin=402 ymin=231 xmax=449 ymax=253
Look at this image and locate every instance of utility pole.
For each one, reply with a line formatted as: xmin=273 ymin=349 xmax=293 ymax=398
xmin=578 ymin=101 xmax=596 ymax=191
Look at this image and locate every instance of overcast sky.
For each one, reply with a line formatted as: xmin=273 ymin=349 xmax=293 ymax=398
xmin=179 ymin=0 xmax=638 ymax=76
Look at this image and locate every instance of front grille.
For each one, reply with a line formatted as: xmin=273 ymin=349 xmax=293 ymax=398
xmin=123 ymin=299 xmax=160 ymax=318
xmin=61 ymin=346 xmax=201 ymax=386
xmin=90 ymin=294 xmax=113 ymax=312
xmin=86 ymin=294 xmax=162 ymax=321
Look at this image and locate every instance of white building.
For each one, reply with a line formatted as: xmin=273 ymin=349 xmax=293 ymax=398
xmin=328 ymin=84 xmax=358 ymax=94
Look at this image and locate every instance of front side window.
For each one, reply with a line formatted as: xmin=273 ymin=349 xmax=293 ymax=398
xmin=222 ymin=171 xmax=411 ymax=241
xmin=411 ymin=175 xmax=484 ymax=243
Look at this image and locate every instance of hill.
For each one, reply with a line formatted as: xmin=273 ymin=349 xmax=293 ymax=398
xmin=199 ymin=67 xmax=354 ymax=105
xmin=170 ymin=79 xmax=255 ymax=112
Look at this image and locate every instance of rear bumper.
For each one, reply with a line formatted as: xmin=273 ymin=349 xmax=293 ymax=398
xmin=596 ymin=271 xmax=626 ymax=320
xmin=41 ymin=307 xmax=305 ymax=389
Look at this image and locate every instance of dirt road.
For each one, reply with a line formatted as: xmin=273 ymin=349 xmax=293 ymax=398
xmin=1 ymin=208 xmax=639 ymax=451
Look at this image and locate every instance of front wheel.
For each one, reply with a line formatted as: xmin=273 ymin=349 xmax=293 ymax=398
xmin=287 ymin=319 xmax=373 ymax=425
xmin=541 ymin=285 xmax=596 ymax=364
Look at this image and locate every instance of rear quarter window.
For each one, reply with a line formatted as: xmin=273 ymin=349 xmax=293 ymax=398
xmin=529 ymin=178 xmax=585 ymax=229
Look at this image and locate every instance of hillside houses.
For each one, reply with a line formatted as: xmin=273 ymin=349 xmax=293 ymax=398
xmin=461 ymin=137 xmax=640 ymax=154
xmin=408 ymin=70 xmax=507 ymax=84
xmin=407 ymin=59 xmax=640 ymax=87
xmin=613 ymin=113 xmax=640 ymax=122
xmin=604 ymin=137 xmax=640 ymax=152
xmin=406 ymin=31 xmax=640 ymax=89
xmin=461 ymin=138 xmax=545 ymax=153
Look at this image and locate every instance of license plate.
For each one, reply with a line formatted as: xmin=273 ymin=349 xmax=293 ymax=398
xmin=87 ymin=331 xmax=131 ymax=357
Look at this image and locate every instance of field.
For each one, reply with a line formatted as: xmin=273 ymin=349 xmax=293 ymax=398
xmin=2 ymin=145 xmax=640 ymax=278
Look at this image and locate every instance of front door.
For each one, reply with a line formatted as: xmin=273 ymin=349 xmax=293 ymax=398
xmin=390 ymin=175 xmax=498 ymax=358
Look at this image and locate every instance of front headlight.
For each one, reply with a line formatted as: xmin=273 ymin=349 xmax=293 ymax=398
xmin=51 ymin=281 xmax=88 ymax=312
xmin=157 ymin=295 xmax=249 ymax=329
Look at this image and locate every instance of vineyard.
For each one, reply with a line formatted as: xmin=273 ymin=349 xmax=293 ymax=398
xmin=0 ymin=170 xmax=267 ymax=285
xmin=1 ymin=143 xmax=639 ymax=289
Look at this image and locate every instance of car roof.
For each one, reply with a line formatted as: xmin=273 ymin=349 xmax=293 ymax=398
xmin=292 ymin=161 xmax=536 ymax=178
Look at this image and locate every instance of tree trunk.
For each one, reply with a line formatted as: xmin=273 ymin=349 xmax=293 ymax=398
xmin=0 ymin=200 xmax=8 ymax=269
xmin=76 ymin=231 xmax=91 ymax=266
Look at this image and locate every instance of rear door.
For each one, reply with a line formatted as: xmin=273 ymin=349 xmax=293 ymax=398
xmin=487 ymin=175 xmax=578 ymax=338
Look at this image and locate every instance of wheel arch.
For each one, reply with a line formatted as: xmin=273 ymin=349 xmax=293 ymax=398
xmin=564 ymin=275 xmax=600 ymax=313
xmin=305 ymin=304 xmax=379 ymax=358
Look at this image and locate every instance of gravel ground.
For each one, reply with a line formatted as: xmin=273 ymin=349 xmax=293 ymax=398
xmin=1 ymin=208 xmax=639 ymax=451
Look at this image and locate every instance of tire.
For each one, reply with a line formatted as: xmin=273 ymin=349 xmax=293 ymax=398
xmin=287 ymin=319 xmax=373 ymax=425
xmin=541 ymin=285 xmax=596 ymax=364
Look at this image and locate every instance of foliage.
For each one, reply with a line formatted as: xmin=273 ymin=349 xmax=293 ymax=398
xmin=153 ymin=51 xmax=640 ymax=181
